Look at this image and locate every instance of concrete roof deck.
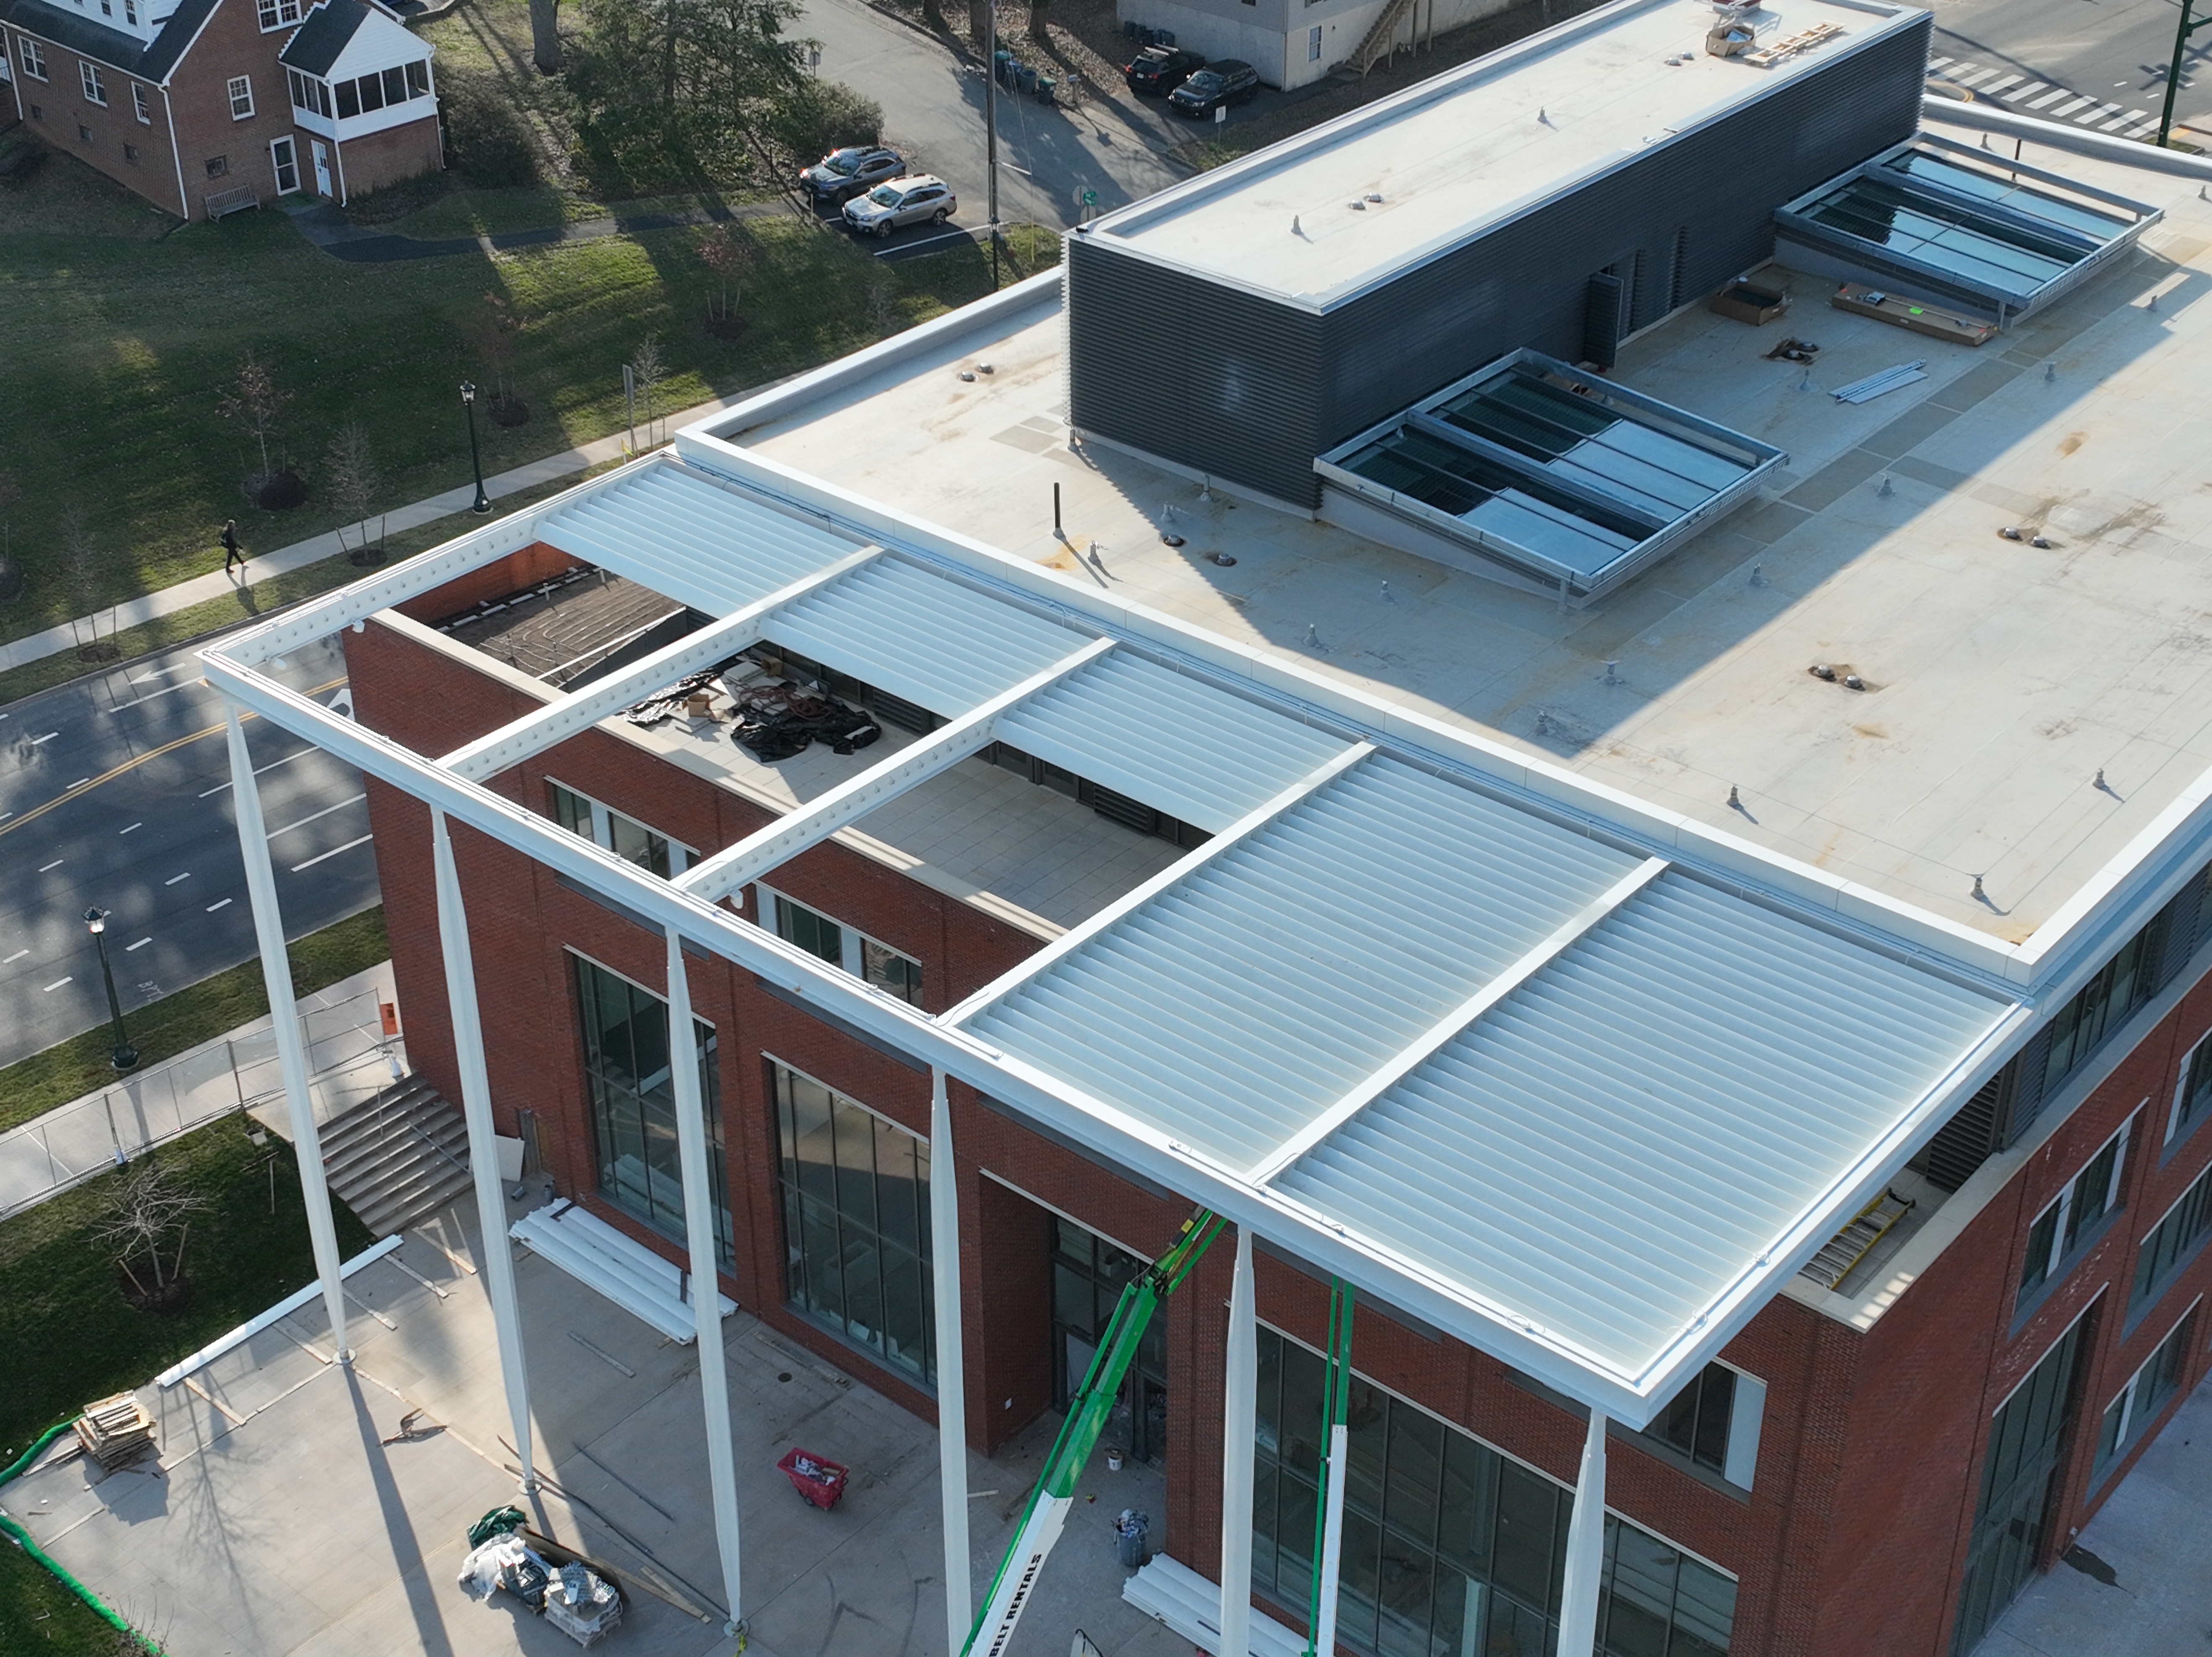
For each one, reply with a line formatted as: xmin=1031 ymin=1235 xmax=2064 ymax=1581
xmin=723 ymin=146 xmax=2212 ymax=948
xmin=1085 ymin=0 xmax=1923 ymax=307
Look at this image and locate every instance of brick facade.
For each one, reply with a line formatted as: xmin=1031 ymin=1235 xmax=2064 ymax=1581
xmin=347 ymin=552 xmax=2212 ymax=1657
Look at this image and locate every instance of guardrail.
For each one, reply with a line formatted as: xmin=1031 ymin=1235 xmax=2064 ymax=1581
xmin=0 ymin=986 xmax=406 ymax=1223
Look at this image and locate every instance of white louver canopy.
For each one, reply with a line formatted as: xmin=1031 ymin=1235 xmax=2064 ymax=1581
xmin=209 ymin=453 xmax=2024 ymax=1422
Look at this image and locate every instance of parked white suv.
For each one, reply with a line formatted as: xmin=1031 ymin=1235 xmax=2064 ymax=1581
xmin=842 ymin=175 xmax=957 ymax=238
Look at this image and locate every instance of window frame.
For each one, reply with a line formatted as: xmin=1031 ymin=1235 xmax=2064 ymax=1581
xmin=131 ymin=81 xmax=149 ymax=122
xmin=2094 ymin=1298 xmax=2202 ymax=1481
xmin=20 ymin=37 xmax=48 ymax=80
xmin=269 ymin=134 xmax=298 ymax=194
xmin=253 ymin=0 xmax=302 ymax=30
xmin=1639 ymin=1358 xmax=1767 ymax=1491
xmin=755 ymin=883 xmax=925 ymax=1007
xmin=2019 ymin=1115 xmax=2134 ymax=1307
xmin=2131 ymin=1160 xmax=2212 ymax=1315
xmin=2168 ymin=1032 xmax=2212 ymax=1153
xmin=545 ymin=777 xmax=693 ymax=877
xmin=226 ymin=74 xmax=253 ymax=120
xmin=79 ymin=59 xmax=105 ymax=105
xmin=2044 ymin=924 xmax=2157 ymax=1096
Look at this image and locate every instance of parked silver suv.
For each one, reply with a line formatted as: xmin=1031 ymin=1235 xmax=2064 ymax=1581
xmin=842 ymin=175 xmax=957 ymax=238
xmin=801 ymin=146 xmax=904 ymax=204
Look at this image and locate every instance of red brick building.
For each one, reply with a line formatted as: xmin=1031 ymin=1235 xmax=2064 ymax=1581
xmin=199 ymin=5 xmax=2212 ymax=1655
xmin=0 ymin=0 xmax=438 ymax=219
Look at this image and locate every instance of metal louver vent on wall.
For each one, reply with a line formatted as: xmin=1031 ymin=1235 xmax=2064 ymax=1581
xmin=1582 ymin=271 xmax=1626 ymax=369
xmin=1913 ymin=1063 xmax=2015 ymax=1192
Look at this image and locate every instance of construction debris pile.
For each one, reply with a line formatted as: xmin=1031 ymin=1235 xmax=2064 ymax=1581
xmin=74 ymin=1394 xmax=156 ymax=1470
xmin=727 ymin=682 xmax=881 ymax=763
xmin=458 ymin=1507 xmax=625 ymax=1647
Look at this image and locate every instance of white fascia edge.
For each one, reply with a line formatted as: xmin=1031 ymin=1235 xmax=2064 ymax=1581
xmin=196 ymin=637 xmax=2036 ymax=1424
xmin=156 ymin=1234 xmax=405 ymax=1386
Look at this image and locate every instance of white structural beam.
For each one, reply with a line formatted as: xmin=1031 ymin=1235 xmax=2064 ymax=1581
xmin=941 ymin=743 xmax=1374 ymax=1026
xmin=1246 ymin=857 xmax=1669 ymax=1184
xmin=679 ymin=637 xmax=1116 ymax=903
xmin=664 ymin=928 xmax=746 ymax=1634
xmin=431 ymin=808 xmax=537 ymax=1492
xmin=1556 ymin=1410 xmax=1609 ymax=1657
xmin=225 ymin=702 xmax=351 ymax=1362
xmin=1219 ymin=1228 xmax=1257 ymax=1657
xmin=930 ymin=1069 xmax=973 ymax=1655
xmin=440 ymin=547 xmax=882 ymax=782
xmin=1313 ymin=1419 xmax=1350 ymax=1657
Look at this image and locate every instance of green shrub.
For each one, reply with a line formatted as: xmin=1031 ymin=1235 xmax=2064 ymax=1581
xmin=440 ymin=70 xmax=543 ymax=188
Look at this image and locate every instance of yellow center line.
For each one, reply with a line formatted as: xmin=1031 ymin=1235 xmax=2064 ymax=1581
xmin=0 ymin=676 xmax=349 ymax=844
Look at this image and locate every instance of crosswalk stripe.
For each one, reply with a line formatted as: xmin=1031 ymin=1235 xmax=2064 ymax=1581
xmin=2003 ymin=82 xmax=2049 ymax=102
xmin=1982 ymin=73 xmax=2023 ymax=95
xmin=1928 ymin=54 xmax=1952 ymax=70
xmin=1954 ymin=65 xmax=2001 ymax=86
xmin=2081 ymin=102 xmax=2124 ymax=121
xmin=2100 ymin=109 xmax=2146 ymax=130
xmin=2051 ymin=95 xmax=2094 ymax=116
xmin=2121 ymin=118 xmax=2160 ymax=137
xmin=2027 ymin=88 xmax=2071 ymax=108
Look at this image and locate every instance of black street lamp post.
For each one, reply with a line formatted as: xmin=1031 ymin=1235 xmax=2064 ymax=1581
xmin=461 ymin=380 xmax=492 ymax=516
xmin=84 ymin=907 xmax=139 ymax=1073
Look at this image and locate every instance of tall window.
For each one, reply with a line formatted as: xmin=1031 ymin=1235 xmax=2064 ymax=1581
xmin=79 ymin=60 xmax=105 ymax=104
xmin=762 ymin=887 xmax=924 ymax=1005
xmin=2132 ymin=1165 xmax=2212 ymax=1311
xmin=1253 ymin=1328 xmax=1736 ymax=1657
xmin=2019 ymin=1119 xmax=2131 ymax=1303
xmin=773 ymin=1060 xmax=933 ymax=1385
xmin=550 ymin=780 xmax=692 ymax=876
xmin=132 ymin=82 xmax=148 ymax=121
xmin=572 ymin=955 xmax=732 ymax=1268
xmin=20 ymin=38 xmax=47 ymax=80
xmin=1052 ymin=1218 xmax=1166 ymax=1464
xmin=226 ymin=75 xmax=253 ymax=119
xmin=287 ymin=67 xmax=331 ymax=117
xmin=2045 ymin=926 xmax=2156 ymax=1095
xmin=2094 ymin=1305 xmax=2199 ymax=1478
xmin=1643 ymin=1361 xmax=1764 ymax=1489
xmin=2169 ymin=1035 xmax=2212 ymax=1148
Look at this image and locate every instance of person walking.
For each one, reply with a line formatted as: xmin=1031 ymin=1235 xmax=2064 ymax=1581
xmin=220 ymin=519 xmax=245 ymax=577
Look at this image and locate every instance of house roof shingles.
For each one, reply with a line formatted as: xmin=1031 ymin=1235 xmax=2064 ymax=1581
xmin=0 ymin=0 xmax=220 ymax=83
xmin=276 ymin=0 xmax=369 ymax=76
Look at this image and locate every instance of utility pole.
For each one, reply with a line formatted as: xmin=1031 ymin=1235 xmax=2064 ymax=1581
xmin=2158 ymin=0 xmax=2209 ymax=150
xmin=985 ymin=0 xmax=1001 ymax=288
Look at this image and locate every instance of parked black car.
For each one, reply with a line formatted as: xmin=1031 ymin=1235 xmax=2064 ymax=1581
xmin=1124 ymin=44 xmax=1204 ymax=95
xmin=800 ymin=146 xmax=905 ymax=205
xmin=1167 ymin=59 xmax=1261 ymax=117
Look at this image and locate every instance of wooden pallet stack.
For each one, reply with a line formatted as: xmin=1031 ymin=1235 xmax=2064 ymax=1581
xmin=74 ymin=1394 xmax=157 ymax=1469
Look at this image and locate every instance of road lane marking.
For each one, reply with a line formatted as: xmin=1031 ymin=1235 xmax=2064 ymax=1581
xmin=1981 ymin=74 xmax=2021 ymax=95
xmin=37 ymin=858 xmax=63 ymax=872
xmin=42 ymin=978 xmax=71 ymax=991
xmin=106 ymin=679 xmax=200 ymax=712
xmin=0 ymin=679 xmax=345 ymax=843
xmin=3 ymin=950 xmax=28 ymax=964
xmin=205 ymin=898 xmax=233 ymax=913
xmin=197 ymin=746 xmax=318 ymax=797
xmin=2027 ymin=88 xmax=2070 ymax=108
xmin=120 ymin=822 xmax=142 ymax=834
xmin=1953 ymin=66 xmax=2000 ymax=86
xmin=292 ymin=834 xmax=374 ymax=872
xmin=126 ymin=938 xmax=151 ymax=951
xmin=2003 ymin=82 xmax=2047 ymax=102
xmin=267 ymin=792 xmax=367 ymax=839
xmin=31 ymin=732 xmax=57 ymax=744
xmin=164 ymin=872 xmax=192 ymax=885
xmin=2052 ymin=96 xmax=2096 ymax=116
xmin=67 ymin=778 xmax=89 ymax=789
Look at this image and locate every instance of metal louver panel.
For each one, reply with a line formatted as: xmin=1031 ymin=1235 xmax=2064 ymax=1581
xmin=539 ymin=469 xmax=863 ymax=614
xmin=965 ymin=757 xmax=1646 ymax=1169
xmin=1274 ymin=875 xmax=2012 ymax=1380
xmin=768 ymin=560 xmax=1092 ymax=716
xmin=994 ymin=652 xmax=1355 ymax=832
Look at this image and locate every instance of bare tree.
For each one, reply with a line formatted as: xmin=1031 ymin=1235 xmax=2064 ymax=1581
xmin=470 ymin=292 xmax=522 ymax=408
xmin=59 ymin=503 xmax=114 ymax=658
xmin=867 ymin=261 xmax=898 ymax=338
xmin=325 ymin=422 xmax=381 ymax=562
xmin=630 ymin=332 xmax=668 ymax=446
xmin=698 ymin=225 xmax=755 ymax=325
xmin=93 ymin=1162 xmax=210 ymax=1299
xmin=216 ymin=349 xmax=295 ymax=488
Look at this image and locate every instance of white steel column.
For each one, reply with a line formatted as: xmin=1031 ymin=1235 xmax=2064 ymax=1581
xmin=930 ymin=1068 xmax=973 ymax=1656
xmin=225 ymin=703 xmax=350 ymax=1362
xmin=1556 ymin=1410 xmax=1609 ymax=1657
xmin=664 ymin=928 xmax=744 ymax=1634
xmin=1313 ymin=1419 xmax=1349 ymax=1657
xmin=1218 ymin=1228 xmax=1257 ymax=1657
xmin=430 ymin=808 xmax=536 ymax=1492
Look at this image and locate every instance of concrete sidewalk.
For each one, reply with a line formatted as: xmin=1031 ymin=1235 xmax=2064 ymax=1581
xmin=0 ymin=392 xmax=749 ymax=681
xmin=0 ymin=1186 xmax=1190 ymax=1657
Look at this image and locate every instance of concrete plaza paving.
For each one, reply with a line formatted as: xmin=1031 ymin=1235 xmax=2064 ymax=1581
xmin=0 ymin=1188 xmax=1191 ymax=1657
xmin=1983 ymin=1378 xmax=2212 ymax=1656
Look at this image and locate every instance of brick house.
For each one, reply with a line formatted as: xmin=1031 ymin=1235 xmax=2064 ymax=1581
xmin=198 ymin=2 xmax=2212 ymax=1654
xmin=0 ymin=0 xmax=437 ymax=219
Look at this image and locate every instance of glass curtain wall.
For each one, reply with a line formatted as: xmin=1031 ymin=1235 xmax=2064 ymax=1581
xmin=773 ymin=1061 xmax=934 ymax=1386
xmin=1051 ymin=1218 xmax=1168 ymax=1464
xmin=572 ymin=955 xmax=733 ymax=1268
xmin=1253 ymin=1327 xmax=1736 ymax=1657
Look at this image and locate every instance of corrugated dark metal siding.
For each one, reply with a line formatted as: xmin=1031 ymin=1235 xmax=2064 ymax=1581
xmin=1067 ymin=238 xmax=1328 ymax=504
xmin=1068 ymin=15 xmax=1930 ymax=508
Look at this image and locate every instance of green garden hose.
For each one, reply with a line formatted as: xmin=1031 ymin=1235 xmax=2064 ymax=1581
xmin=0 ymin=1420 xmax=172 ymax=1655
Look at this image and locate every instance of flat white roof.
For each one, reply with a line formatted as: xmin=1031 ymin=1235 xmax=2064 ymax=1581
xmin=1087 ymin=0 xmax=1925 ymax=307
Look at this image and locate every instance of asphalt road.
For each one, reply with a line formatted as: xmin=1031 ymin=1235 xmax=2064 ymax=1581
xmin=1928 ymin=0 xmax=2212 ymax=140
xmin=0 ymin=633 xmax=376 ymax=1071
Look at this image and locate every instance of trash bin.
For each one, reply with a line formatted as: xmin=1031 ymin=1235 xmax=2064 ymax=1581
xmin=1114 ymin=1508 xmax=1149 ymax=1569
xmin=1016 ymin=63 xmax=1037 ymax=94
xmin=1035 ymin=74 xmax=1057 ymax=104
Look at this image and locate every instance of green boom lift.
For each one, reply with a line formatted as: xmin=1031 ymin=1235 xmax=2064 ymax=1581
xmin=961 ymin=1210 xmax=1358 ymax=1657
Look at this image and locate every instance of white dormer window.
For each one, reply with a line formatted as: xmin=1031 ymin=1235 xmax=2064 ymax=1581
xmin=80 ymin=60 xmax=106 ymax=104
xmin=99 ymin=0 xmax=112 ymax=17
xmin=124 ymin=0 xmax=137 ymax=21
xmin=227 ymin=74 xmax=253 ymax=119
xmin=255 ymin=0 xmax=301 ymax=29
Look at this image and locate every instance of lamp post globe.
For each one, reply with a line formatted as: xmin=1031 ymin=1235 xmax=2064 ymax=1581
xmin=461 ymin=379 xmax=492 ymax=516
xmin=84 ymin=906 xmax=139 ymax=1073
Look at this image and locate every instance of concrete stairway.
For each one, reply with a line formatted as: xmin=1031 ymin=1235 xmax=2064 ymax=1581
xmin=319 ymin=1077 xmax=473 ymax=1238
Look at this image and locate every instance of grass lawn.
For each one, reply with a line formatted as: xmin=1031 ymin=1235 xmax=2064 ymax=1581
xmin=0 ymin=1117 xmax=374 ymax=1654
xmin=0 ymin=906 xmax=389 ymax=1137
xmin=0 ymin=116 xmax=1060 ymax=658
